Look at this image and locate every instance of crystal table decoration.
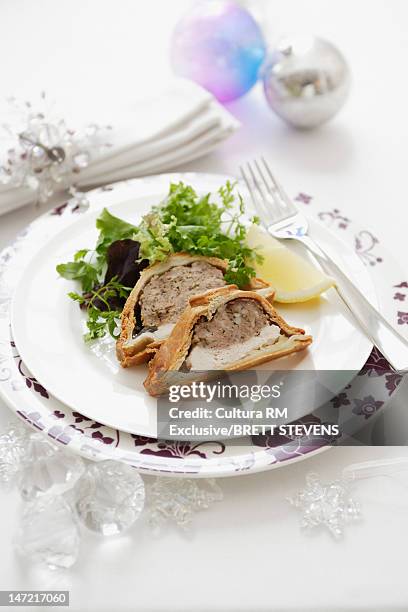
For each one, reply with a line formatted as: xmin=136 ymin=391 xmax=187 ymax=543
xmin=75 ymin=461 xmax=145 ymax=535
xmin=0 ymin=421 xmax=31 ymax=488
xmin=1 ymin=420 xmax=226 ymax=569
xmin=146 ymin=477 xmax=223 ymax=532
xmin=14 ymin=495 xmax=80 ymax=569
xmin=0 ymin=94 xmax=111 ymax=204
xmin=17 ymin=434 xmax=86 ymax=501
xmin=288 ymin=472 xmax=361 ymax=538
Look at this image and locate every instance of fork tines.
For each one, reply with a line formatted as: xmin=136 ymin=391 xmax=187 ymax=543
xmin=240 ymin=158 xmax=297 ymax=227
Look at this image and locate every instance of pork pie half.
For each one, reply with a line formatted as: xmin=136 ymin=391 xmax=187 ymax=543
xmin=144 ymin=285 xmax=313 ymax=396
xmin=117 ymin=253 xmax=269 ymax=367
xmin=116 ymin=253 xmax=226 ymax=367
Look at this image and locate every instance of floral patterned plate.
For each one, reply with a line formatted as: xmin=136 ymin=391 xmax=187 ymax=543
xmin=0 ymin=173 xmax=406 ymax=477
xmin=10 ymin=179 xmax=374 ymax=436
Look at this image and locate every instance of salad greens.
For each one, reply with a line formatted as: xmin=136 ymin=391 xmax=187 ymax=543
xmin=57 ymin=180 xmax=261 ymax=342
xmin=67 ymin=278 xmax=132 ymax=343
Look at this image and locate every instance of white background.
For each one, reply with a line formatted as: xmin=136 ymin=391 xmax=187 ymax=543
xmin=0 ymin=1 xmax=407 ymax=610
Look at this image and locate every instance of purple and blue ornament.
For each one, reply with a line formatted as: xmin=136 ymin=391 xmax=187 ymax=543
xmin=171 ymin=0 xmax=266 ymax=103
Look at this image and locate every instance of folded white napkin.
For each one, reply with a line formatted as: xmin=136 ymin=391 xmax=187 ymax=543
xmin=0 ymin=79 xmax=240 ymax=216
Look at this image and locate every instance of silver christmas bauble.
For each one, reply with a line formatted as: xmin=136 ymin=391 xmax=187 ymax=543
xmin=263 ymin=35 xmax=351 ymax=129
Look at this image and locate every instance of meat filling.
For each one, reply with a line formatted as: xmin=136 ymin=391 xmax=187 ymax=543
xmin=192 ymin=299 xmax=271 ymax=349
xmin=186 ymin=298 xmax=282 ymax=370
xmin=140 ymin=261 xmax=226 ymax=327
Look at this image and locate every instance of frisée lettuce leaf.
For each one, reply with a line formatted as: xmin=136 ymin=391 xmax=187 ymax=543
xmin=57 ymin=180 xmax=261 ymax=342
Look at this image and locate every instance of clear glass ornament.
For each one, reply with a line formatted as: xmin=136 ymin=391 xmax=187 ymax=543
xmin=75 ymin=461 xmax=145 ymax=536
xmin=146 ymin=477 xmax=223 ymax=532
xmin=17 ymin=434 xmax=85 ymax=501
xmin=15 ymin=495 xmax=80 ymax=569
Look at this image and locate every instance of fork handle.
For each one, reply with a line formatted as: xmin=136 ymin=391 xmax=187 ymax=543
xmin=297 ymin=234 xmax=408 ymax=373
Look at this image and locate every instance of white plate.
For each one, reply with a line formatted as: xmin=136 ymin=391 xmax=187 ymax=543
xmin=10 ymin=177 xmax=374 ymax=437
xmin=1 ymin=173 xmax=405 ymax=477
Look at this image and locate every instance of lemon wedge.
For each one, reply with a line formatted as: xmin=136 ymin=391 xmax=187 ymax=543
xmin=246 ymin=224 xmax=335 ymax=303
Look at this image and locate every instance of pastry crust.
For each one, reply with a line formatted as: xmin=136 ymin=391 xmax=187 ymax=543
xmin=144 ymin=285 xmax=313 ymax=396
xmin=117 ymin=253 xmax=269 ymax=367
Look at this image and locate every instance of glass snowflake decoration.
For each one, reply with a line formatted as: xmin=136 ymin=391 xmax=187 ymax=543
xmin=0 ymin=93 xmax=111 ymax=203
xmin=288 ymin=472 xmax=361 ymax=538
xmin=0 ymin=420 xmax=30 ymax=488
xmin=146 ymin=477 xmax=223 ymax=532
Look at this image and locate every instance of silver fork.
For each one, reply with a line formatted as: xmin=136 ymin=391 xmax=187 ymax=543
xmin=240 ymin=158 xmax=408 ymax=373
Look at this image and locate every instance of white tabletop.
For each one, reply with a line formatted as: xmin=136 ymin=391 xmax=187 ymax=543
xmin=0 ymin=1 xmax=407 ymax=610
